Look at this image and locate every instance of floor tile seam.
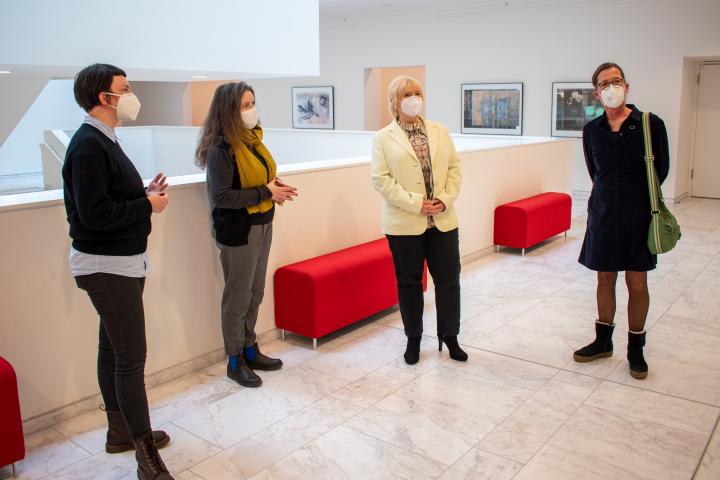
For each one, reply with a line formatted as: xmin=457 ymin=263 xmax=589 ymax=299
xmin=168 ymin=421 xmax=227 ymax=469
xmin=437 ymin=362 xmax=541 ymax=400
xmin=580 ymin=400 xmax=720 ymax=439
xmin=645 ymin=321 xmax=720 ymax=342
xmin=24 ymin=428 xmax=95 ymax=480
xmin=294 ymin=360 xmax=370 ymax=386
xmin=333 ymin=359 xmax=447 ymax=411
xmin=194 ymin=395 xmax=347 ymax=480
xmin=338 ymin=421 xmax=454 ymax=470
xmin=444 ymin=345 xmax=563 ymax=382
xmin=149 ymin=387 xmax=243 ymax=429
xmin=505 ymin=372 xmax=607 ymax=471
xmin=458 ymin=373 xmax=558 ymax=462
xmin=691 ymin=414 xmax=720 ymax=480
xmin=187 ymin=393 xmax=338 ymax=474
xmin=480 ymin=319 xmax=585 ymax=348
xmin=184 ymin=467 xmax=211 ymax=480
xmin=580 ymin=372 xmax=720 ymax=410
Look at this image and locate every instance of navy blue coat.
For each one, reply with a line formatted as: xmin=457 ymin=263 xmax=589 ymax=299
xmin=579 ymin=105 xmax=669 ymax=272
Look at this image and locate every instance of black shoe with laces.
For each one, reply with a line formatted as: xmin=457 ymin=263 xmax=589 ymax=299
xmin=134 ymin=432 xmax=174 ymax=479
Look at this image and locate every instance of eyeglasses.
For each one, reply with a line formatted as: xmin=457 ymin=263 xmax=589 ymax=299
xmin=597 ymin=78 xmax=625 ymax=90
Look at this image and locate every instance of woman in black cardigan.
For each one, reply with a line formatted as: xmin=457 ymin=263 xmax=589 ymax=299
xmin=63 ymin=63 xmax=173 ymax=480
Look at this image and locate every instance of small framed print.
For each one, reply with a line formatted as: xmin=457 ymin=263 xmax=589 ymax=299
xmin=551 ymin=82 xmax=604 ymax=137
xmin=291 ymin=86 xmax=334 ymax=129
xmin=461 ymin=83 xmax=523 ymax=135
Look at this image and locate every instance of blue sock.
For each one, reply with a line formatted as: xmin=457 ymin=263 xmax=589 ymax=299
xmin=244 ymin=345 xmax=256 ymax=361
xmin=228 ymin=355 xmax=238 ymax=371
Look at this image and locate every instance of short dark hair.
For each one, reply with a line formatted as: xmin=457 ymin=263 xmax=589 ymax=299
xmin=591 ymin=62 xmax=626 ymax=88
xmin=73 ymin=63 xmax=126 ymax=112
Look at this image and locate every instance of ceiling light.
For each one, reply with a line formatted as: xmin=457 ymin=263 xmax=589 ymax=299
xmin=192 ymin=75 xmax=208 ymax=79
xmin=0 ymin=70 xmax=11 ymax=74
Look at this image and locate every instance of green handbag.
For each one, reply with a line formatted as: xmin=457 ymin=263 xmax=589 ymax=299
xmin=642 ymin=111 xmax=681 ymax=254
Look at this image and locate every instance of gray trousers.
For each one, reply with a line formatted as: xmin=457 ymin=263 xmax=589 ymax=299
xmin=218 ymin=223 xmax=273 ymax=356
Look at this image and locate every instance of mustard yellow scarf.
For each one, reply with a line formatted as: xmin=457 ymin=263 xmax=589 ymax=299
xmin=231 ymin=127 xmax=277 ymax=214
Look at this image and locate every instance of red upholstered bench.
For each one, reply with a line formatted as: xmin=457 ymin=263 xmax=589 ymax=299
xmin=0 ymin=355 xmax=25 ymax=479
xmin=274 ymin=238 xmax=426 ymax=348
xmin=494 ymin=192 xmax=572 ymax=255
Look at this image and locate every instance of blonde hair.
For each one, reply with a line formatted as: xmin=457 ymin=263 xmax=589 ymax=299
xmin=387 ymin=76 xmax=424 ymax=118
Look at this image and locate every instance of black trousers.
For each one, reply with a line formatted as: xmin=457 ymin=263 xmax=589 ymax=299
xmin=75 ymin=273 xmax=151 ymax=440
xmin=386 ymin=227 xmax=461 ymax=338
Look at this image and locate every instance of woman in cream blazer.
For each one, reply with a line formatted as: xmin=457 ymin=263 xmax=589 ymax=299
xmin=371 ymin=76 xmax=466 ymax=365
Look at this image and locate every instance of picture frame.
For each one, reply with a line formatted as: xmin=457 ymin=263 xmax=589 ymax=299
xmin=551 ymin=82 xmax=604 ymax=137
xmin=461 ymin=83 xmax=523 ymax=135
xmin=291 ymin=86 xmax=334 ymax=129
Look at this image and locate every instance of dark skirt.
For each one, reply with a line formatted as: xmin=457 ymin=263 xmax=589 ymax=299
xmin=578 ymin=193 xmax=656 ymax=272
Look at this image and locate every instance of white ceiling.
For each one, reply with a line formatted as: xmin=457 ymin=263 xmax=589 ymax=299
xmin=319 ymin=0 xmax=629 ymax=21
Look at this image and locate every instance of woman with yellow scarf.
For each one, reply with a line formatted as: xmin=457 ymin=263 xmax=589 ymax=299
xmin=196 ymin=82 xmax=298 ymax=387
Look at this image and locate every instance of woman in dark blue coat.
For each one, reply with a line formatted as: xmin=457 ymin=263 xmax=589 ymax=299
xmin=573 ymin=63 xmax=669 ymax=380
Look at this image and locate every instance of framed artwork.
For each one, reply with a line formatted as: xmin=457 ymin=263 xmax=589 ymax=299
xmin=291 ymin=86 xmax=334 ymax=129
xmin=551 ymin=82 xmax=604 ymax=137
xmin=461 ymin=83 xmax=523 ymax=135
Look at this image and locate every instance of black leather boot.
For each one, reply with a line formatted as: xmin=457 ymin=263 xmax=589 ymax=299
xmin=439 ymin=335 xmax=468 ymax=361
xmin=404 ymin=337 xmax=421 ymax=365
xmin=573 ymin=321 xmax=614 ymax=362
xmin=227 ymin=354 xmax=262 ymax=387
xmin=134 ymin=432 xmax=173 ymax=479
xmin=245 ymin=343 xmax=283 ymax=371
xmin=627 ymin=330 xmax=648 ymax=379
xmin=105 ymin=410 xmax=170 ymax=454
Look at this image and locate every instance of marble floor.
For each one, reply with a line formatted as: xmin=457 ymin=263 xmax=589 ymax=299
xmin=3 ymin=197 xmax=720 ymax=480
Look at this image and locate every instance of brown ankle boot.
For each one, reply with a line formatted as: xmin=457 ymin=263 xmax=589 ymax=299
xmin=105 ymin=410 xmax=170 ymax=453
xmin=134 ymin=433 xmax=174 ymax=479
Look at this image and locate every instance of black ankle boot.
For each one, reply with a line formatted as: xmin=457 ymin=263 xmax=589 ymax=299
xmin=245 ymin=343 xmax=283 ymax=371
xmin=573 ymin=321 xmax=614 ymax=362
xmin=404 ymin=337 xmax=421 ymax=365
xmin=105 ymin=410 xmax=170 ymax=454
xmin=134 ymin=432 xmax=173 ymax=479
xmin=227 ymin=355 xmax=262 ymax=387
xmin=627 ymin=331 xmax=648 ymax=379
xmin=439 ymin=335 xmax=468 ymax=361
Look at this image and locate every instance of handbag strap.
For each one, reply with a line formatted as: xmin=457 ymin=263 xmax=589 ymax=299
xmin=642 ymin=112 xmax=662 ymax=214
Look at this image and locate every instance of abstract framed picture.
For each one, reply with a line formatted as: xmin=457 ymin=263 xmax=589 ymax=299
xmin=551 ymin=82 xmax=604 ymax=137
xmin=291 ymin=86 xmax=334 ymax=129
xmin=461 ymin=83 xmax=523 ymax=135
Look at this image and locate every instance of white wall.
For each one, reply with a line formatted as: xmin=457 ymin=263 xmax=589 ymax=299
xmin=0 ymin=75 xmax=48 ymax=147
xmin=0 ymin=0 xmax=320 ymax=81
xmin=246 ymin=0 xmax=720 ymax=199
xmin=0 ymin=80 xmax=85 ymax=176
xmin=130 ymin=82 xmax=193 ymax=127
xmin=0 ymin=136 xmax=572 ymax=422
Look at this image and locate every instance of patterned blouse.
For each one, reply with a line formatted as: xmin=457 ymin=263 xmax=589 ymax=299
xmin=399 ymin=118 xmax=435 ymax=228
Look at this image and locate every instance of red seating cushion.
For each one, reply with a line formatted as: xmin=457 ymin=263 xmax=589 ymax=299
xmin=494 ymin=192 xmax=572 ymax=249
xmin=274 ymin=238 xmax=426 ymax=339
xmin=0 ymin=355 xmax=25 ymax=469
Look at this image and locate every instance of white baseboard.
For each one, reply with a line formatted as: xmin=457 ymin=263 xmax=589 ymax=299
xmin=571 ymin=190 xmax=590 ymax=201
xmin=667 ymin=192 xmax=689 ymax=204
xmin=461 ymin=245 xmax=496 ymax=265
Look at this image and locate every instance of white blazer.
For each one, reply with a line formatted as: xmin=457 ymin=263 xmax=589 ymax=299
xmin=371 ymin=118 xmax=462 ymax=235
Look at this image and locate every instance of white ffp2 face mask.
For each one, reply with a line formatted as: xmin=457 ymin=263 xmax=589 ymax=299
xmin=400 ymin=96 xmax=423 ymax=118
xmin=600 ymin=85 xmax=625 ymax=108
xmin=106 ymin=92 xmax=141 ymax=122
xmin=241 ymin=107 xmax=259 ymax=129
